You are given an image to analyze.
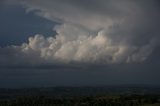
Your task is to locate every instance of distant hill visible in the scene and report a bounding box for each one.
[0,86,160,98]
[0,86,160,106]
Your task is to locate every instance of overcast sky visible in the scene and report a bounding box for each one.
[0,0,160,88]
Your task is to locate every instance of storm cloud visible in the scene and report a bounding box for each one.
[0,0,160,66]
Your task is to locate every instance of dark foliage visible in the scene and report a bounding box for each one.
[0,87,160,106]
[0,95,160,106]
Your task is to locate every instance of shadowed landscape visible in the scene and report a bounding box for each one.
[0,86,160,106]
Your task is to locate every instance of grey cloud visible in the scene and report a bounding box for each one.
[19,0,160,44]
[0,0,160,67]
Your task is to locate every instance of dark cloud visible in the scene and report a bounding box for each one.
[0,0,159,67]
[0,61,160,88]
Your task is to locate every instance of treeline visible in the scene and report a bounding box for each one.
[0,95,160,106]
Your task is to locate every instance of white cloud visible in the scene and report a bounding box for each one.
[0,24,158,66]
[0,0,160,66]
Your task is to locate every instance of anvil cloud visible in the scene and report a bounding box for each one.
[0,0,160,66]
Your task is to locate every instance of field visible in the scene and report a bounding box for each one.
[142,103,160,106]
[0,86,160,106]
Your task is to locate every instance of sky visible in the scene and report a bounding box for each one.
[0,0,160,88]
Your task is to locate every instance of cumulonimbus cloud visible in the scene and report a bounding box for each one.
[0,0,160,66]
